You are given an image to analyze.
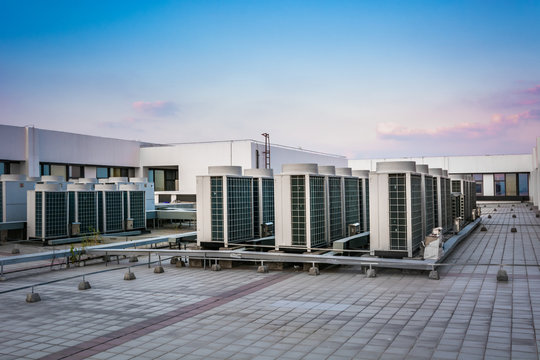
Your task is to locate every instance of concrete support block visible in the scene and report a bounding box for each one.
[129,256,138,263]
[154,266,164,273]
[497,269,508,282]
[268,250,284,270]
[0,276,6,282]
[170,257,178,265]
[0,230,7,242]
[428,270,440,280]
[366,268,377,278]
[211,264,221,271]
[488,215,492,219]
[257,265,269,273]
[308,267,320,276]
[11,248,20,255]
[78,281,91,290]
[124,272,136,280]
[189,258,203,268]
[511,227,517,233]
[175,260,186,268]
[219,260,233,269]
[26,292,41,303]
[512,214,516,218]
[536,213,540,218]
[481,226,487,231]
[493,208,497,212]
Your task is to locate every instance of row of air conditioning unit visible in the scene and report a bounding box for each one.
[27,182,146,243]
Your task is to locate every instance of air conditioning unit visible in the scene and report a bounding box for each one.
[348,223,360,236]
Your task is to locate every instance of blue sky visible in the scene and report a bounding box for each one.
[1,0,539,158]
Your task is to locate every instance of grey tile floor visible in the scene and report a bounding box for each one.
[0,202,539,359]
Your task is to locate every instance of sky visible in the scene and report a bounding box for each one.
[1,0,540,159]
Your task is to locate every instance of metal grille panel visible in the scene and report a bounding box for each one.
[328,177,343,241]
[211,176,224,241]
[291,176,306,246]
[35,192,42,238]
[226,177,252,243]
[252,179,260,237]
[105,191,123,233]
[410,175,423,252]
[261,178,274,225]
[129,191,145,229]
[389,174,406,250]
[310,176,326,247]
[44,192,68,238]
[78,192,98,234]
[425,176,434,235]
[344,178,359,229]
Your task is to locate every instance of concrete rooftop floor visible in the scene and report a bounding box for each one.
[0,203,539,360]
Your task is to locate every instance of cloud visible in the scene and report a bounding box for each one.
[525,85,540,95]
[132,101,178,117]
[377,109,540,141]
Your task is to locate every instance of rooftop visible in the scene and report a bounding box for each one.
[0,203,539,359]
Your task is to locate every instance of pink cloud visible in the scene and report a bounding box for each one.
[525,85,540,95]
[377,109,540,141]
[132,101,178,117]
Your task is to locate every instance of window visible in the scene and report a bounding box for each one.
[41,164,51,176]
[0,161,10,175]
[96,167,109,179]
[148,168,178,191]
[69,165,84,179]
[494,174,505,196]
[506,173,517,196]
[473,174,483,195]
[40,163,67,179]
[518,173,529,196]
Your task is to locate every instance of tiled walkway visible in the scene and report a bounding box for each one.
[0,202,539,359]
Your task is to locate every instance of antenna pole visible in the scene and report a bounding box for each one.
[261,133,270,169]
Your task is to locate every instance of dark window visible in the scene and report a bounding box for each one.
[149,168,177,191]
[41,164,51,176]
[0,161,10,175]
[494,174,505,196]
[518,173,529,196]
[473,174,483,195]
[70,165,84,179]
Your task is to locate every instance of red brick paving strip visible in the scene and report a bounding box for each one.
[39,272,293,360]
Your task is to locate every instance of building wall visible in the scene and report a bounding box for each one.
[349,154,532,173]
[251,142,347,173]
[141,140,347,195]
[0,125,26,161]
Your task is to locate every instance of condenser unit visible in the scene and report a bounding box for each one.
[370,161,424,258]
[352,170,370,233]
[0,174,35,223]
[129,177,155,211]
[119,184,146,230]
[319,166,344,243]
[244,169,274,238]
[274,164,327,249]
[67,183,98,237]
[27,183,69,243]
[95,183,124,234]
[336,167,361,238]
[196,166,253,247]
